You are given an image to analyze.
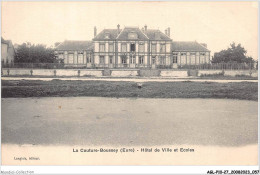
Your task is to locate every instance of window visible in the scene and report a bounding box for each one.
[130,44,135,52]
[78,54,83,64]
[152,56,156,64]
[68,54,74,64]
[109,44,114,52]
[99,56,105,64]
[160,44,166,53]
[99,44,105,52]
[128,32,137,39]
[200,52,205,56]
[173,53,178,63]
[87,55,90,63]
[160,56,166,65]
[109,56,113,64]
[139,44,144,53]
[121,56,127,64]
[121,44,127,52]
[190,52,196,64]
[58,54,63,59]
[130,55,135,64]
[151,44,156,53]
[139,56,144,64]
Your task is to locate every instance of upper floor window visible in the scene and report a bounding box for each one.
[121,44,127,52]
[109,44,114,52]
[139,44,144,52]
[160,44,166,53]
[99,44,105,52]
[151,44,156,53]
[200,52,205,56]
[181,53,186,56]
[130,44,135,52]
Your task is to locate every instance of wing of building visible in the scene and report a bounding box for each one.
[55,25,210,68]
[1,37,15,66]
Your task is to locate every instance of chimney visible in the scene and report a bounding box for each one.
[117,24,120,35]
[165,29,168,36]
[144,25,147,32]
[142,27,144,32]
[168,27,170,37]
[94,26,97,37]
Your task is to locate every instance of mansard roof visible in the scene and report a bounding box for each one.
[145,29,171,41]
[116,27,149,41]
[93,27,172,41]
[172,41,209,52]
[56,40,93,51]
[93,29,122,41]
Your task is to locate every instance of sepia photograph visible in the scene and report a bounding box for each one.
[0,0,259,173]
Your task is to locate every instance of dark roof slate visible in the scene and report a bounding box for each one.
[56,40,93,51]
[145,29,171,41]
[117,27,149,40]
[172,41,209,52]
[93,29,121,41]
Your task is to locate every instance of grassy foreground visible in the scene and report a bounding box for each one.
[1,79,258,101]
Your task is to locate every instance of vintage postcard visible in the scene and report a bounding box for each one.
[1,1,259,173]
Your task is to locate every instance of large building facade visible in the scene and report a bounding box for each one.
[55,25,210,68]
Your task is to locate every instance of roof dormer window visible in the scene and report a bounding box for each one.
[128,31,138,39]
[105,32,110,39]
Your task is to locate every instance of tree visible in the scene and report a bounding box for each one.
[15,43,56,63]
[212,42,254,64]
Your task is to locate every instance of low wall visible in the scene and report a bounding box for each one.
[160,70,188,77]
[2,68,258,78]
[2,69,31,76]
[2,68,103,77]
[110,70,138,77]
[224,70,257,77]
[81,70,103,77]
[198,70,223,76]
[33,69,55,76]
[139,69,160,77]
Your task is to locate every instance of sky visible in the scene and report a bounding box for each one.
[1,1,258,59]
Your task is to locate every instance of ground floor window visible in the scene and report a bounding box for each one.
[58,54,63,59]
[109,56,113,64]
[159,56,166,65]
[87,55,91,63]
[68,54,74,64]
[78,54,83,64]
[173,53,178,63]
[130,55,135,64]
[139,56,144,64]
[152,56,156,64]
[121,55,127,64]
[99,56,105,64]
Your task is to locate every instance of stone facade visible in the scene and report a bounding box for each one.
[1,37,15,66]
[55,25,210,69]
